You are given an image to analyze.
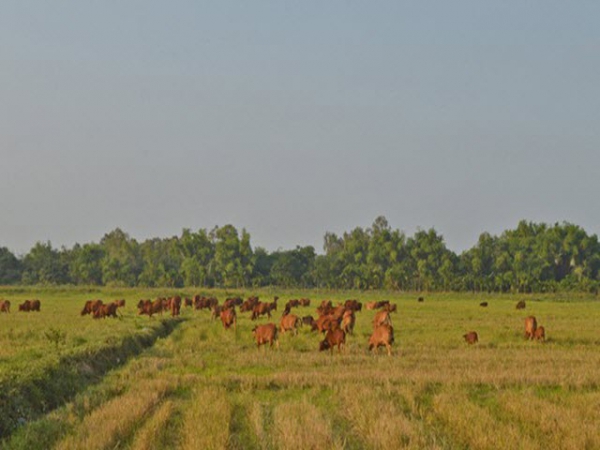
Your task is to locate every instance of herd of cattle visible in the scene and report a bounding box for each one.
[0,295,546,354]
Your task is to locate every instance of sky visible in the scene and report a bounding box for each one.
[1,2,600,256]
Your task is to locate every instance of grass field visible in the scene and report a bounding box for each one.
[1,287,599,449]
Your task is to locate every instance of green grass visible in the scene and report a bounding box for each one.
[1,287,600,449]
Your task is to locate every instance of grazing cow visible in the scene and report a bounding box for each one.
[319,328,346,354]
[524,316,537,340]
[372,310,392,329]
[19,300,32,312]
[115,299,126,308]
[252,323,278,348]
[463,331,479,344]
[369,324,394,355]
[418,297,424,303]
[534,326,545,342]
[211,305,223,321]
[516,300,526,310]
[316,300,333,315]
[341,310,355,335]
[170,296,182,317]
[184,297,193,308]
[302,315,315,327]
[220,307,237,330]
[251,301,276,320]
[280,314,301,335]
[299,298,311,307]
[285,299,300,310]
[94,302,118,319]
[223,297,242,310]
[240,296,259,312]
[30,300,41,312]
[0,300,10,313]
[479,302,488,307]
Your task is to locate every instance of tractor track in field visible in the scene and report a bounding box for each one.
[0,317,185,441]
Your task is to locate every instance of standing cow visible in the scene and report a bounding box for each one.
[524,316,537,340]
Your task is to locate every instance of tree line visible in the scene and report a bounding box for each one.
[1,217,599,293]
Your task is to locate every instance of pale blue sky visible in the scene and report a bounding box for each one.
[1,2,599,254]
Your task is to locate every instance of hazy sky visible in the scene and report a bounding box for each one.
[2,2,599,255]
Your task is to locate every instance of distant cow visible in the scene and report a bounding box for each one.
[251,300,277,320]
[19,300,40,312]
[372,310,392,329]
[302,315,315,327]
[533,326,545,342]
[94,302,118,319]
[30,300,41,312]
[418,297,424,303]
[341,310,355,335]
[299,298,311,307]
[0,300,11,313]
[344,299,362,312]
[170,296,182,317]
[240,296,259,312]
[313,314,339,333]
[81,299,103,316]
[463,331,479,344]
[220,308,237,330]
[280,314,301,335]
[365,301,377,310]
[524,316,537,340]
[383,303,397,313]
[479,302,488,307]
[252,323,278,348]
[516,300,526,310]
[369,324,394,355]
[319,328,346,354]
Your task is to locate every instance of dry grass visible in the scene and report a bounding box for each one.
[180,387,231,450]
[129,400,175,450]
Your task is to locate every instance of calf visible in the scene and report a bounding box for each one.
[369,324,394,355]
[252,323,278,348]
[463,331,479,344]
[524,316,537,340]
[220,307,237,330]
[0,300,10,313]
[280,314,300,335]
[533,326,545,342]
[319,328,346,354]
[341,310,355,335]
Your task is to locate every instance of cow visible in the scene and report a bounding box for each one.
[184,297,193,308]
[280,314,301,335]
[312,314,339,333]
[365,301,377,310]
[369,324,394,355]
[463,331,479,344]
[220,307,237,330]
[319,328,346,354]
[316,300,333,315]
[344,299,362,312]
[30,300,41,312]
[479,302,488,307]
[0,300,10,313]
[299,298,311,307]
[251,301,276,320]
[170,296,182,317]
[372,310,392,329]
[94,302,118,319]
[252,323,278,348]
[81,299,103,316]
[223,297,242,310]
[533,326,545,342]
[302,315,315,327]
[114,299,126,308]
[418,297,424,303]
[240,296,259,312]
[524,316,537,340]
[19,300,32,312]
[285,299,300,310]
[341,310,355,335]
[516,300,526,310]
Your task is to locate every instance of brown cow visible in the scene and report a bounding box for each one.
[115,299,126,308]
[319,328,346,354]
[211,305,223,321]
[418,297,424,303]
[184,297,193,308]
[479,302,488,307]
[240,296,259,312]
[312,314,340,333]
[383,303,397,313]
[170,296,182,317]
[94,302,118,319]
[341,310,355,335]
[524,316,537,340]
[220,308,237,330]
[344,299,362,312]
[0,300,10,313]
[463,331,479,344]
[280,314,301,335]
[302,315,315,327]
[30,300,41,312]
[299,298,311,307]
[252,323,278,348]
[534,326,545,342]
[516,300,526,310]
[372,310,392,329]
[251,300,277,320]
[365,301,377,310]
[369,324,395,355]
[81,299,103,316]
[19,300,32,312]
